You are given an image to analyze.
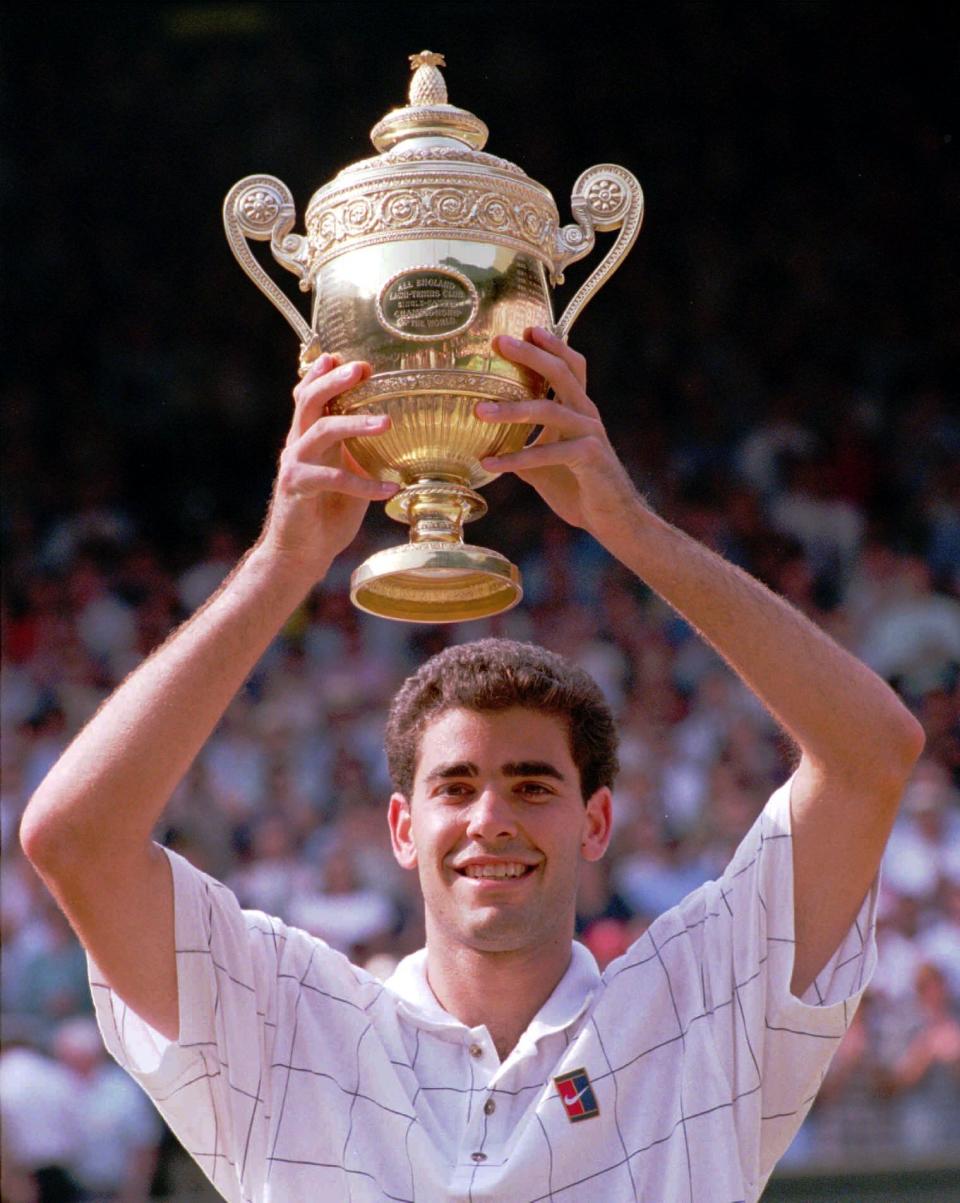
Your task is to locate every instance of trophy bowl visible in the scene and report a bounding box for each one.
[224,51,643,622]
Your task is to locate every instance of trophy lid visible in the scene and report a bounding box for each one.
[303,51,570,276]
[370,51,489,151]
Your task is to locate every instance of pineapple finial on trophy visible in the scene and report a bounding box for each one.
[408,50,448,107]
[370,49,487,151]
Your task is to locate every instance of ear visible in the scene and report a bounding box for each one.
[581,787,613,863]
[388,793,418,870]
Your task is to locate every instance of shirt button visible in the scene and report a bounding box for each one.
[471,1152,487,1162]
[468,1043,483,1058]
[483,1098,496,1115]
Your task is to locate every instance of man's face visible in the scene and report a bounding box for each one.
[388,707,612,956]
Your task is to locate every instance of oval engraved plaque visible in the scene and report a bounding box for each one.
[376,266,479,341]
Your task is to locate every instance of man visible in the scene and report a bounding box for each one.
[21,329,924,1201]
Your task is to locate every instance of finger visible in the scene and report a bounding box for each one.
[290,355,341,440]
[299,352,338,383]
[292,353,339,407]
[294,412,391,463]
[481,437,599,473]
[278,461,399,501]
[527,326,587,390]
[493,335,597,416]
[295,359,371,416]
[290,360,372,440]
[475,399,599,439]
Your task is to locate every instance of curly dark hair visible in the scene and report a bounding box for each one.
[384,639,619,801]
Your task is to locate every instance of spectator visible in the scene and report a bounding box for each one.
[52,1016,162,1202]
[177,525,239,614]
[858,554,960,695]
[288,841,400,955]
[0,1034,84,1202]
[882,962,960,1156]
[808,999,894,1163]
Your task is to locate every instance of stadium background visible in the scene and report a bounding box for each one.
[2,3,958,1199]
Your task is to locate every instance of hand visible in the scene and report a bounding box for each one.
[477,327,644,543]
[259,355,398,573]
[927,1019,960,1065]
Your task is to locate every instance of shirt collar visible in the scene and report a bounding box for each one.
[384,942,601,1044]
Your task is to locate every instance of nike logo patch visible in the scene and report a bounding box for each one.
[553,1068,600,1122]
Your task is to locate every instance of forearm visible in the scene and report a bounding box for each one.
[489,325,919,774]
[603,502,923,780]
[19,360,381,1040]
[20,542,323,871]
[489,327,924,995]
[606,505,923,994]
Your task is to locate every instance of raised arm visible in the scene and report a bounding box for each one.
[482,328,925,996]
[20,356,396,1039]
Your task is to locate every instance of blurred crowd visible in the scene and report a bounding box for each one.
[3,4,958,1199]
[3,435,958,1197]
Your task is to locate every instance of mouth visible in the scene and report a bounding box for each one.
[453,862,539,882]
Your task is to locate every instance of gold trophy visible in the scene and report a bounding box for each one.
[224,51,643,622]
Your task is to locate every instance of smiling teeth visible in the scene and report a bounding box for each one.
[463,863,530,879]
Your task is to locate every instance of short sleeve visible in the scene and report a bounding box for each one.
[695,775,878,1186]
[87,846,380,1203]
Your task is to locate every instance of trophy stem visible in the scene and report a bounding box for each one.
[351,481,521,623]
[387,481,487,546]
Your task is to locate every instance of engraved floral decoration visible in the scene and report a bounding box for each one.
[383,191,422,227]
[371,146,523,176]
[343,197,375,235]
[585,177,626,218]
[344,370,529,408]
[238,187,281,228]
[316,211,338,248]
[517,203,548,240]
[307,177,559,264]
[432,189,469,223]
[478,194,511,230]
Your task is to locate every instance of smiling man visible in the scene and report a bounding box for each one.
[21,331,924,1202]
[386,656,617,1062]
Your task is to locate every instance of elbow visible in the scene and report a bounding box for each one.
[894,709,927,776]
[905,711,927,763]
[19,792,73,878]
[813,703,926,804]
[871,707,926,800]
[19,798,53,872]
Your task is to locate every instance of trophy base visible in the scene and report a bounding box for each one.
[350,542,522,623]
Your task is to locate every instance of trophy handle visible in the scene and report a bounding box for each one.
[223,175,314,347]
[552,165,644,342]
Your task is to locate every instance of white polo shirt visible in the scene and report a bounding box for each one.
[89,778,877,1202]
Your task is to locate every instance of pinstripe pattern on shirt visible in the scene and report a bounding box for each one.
[89,777,876,1202]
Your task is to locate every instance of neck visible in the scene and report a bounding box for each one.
[424,929,574,1060]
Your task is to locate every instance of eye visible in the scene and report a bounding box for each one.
[516,781,553,800]
[435,781,473,801]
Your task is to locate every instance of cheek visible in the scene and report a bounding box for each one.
[546,826,589,880]
[411,811,457,867]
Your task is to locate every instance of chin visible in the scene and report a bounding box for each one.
[458,910,545,952]
[464,928,527,953]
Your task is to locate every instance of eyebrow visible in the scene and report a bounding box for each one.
[424,760,566,783]
[502,760,566,781]
[424,762,478,783]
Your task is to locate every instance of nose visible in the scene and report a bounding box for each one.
[466,788,518,843]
